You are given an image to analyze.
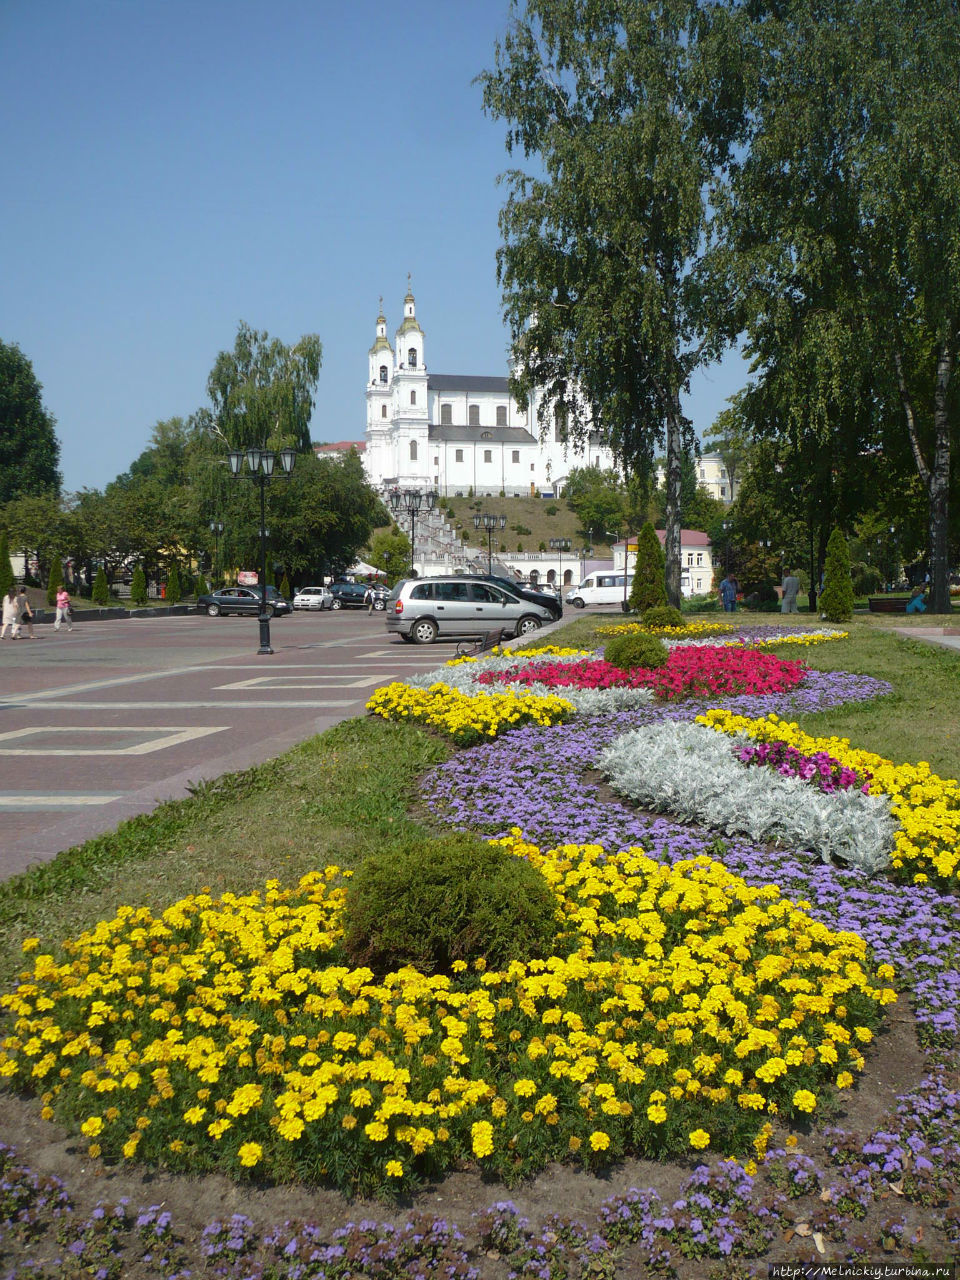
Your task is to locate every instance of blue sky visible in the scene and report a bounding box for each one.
[1,0,748,494]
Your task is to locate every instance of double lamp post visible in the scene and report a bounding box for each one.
[227,445,297,655]
[474,512,507,574]
[390,487,437,576]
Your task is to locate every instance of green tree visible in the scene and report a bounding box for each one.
[46,556,62,607]
[628,522,668,612]
[481,1,732,607]
[279,572,291,599]
[720,0,960,612]
[0,341,62,503]
[91,566,109,605]
[130,564,148,608]
[199,322,322,454]
[3,493,74,588]
[368,525,412,586]
[819,527,854,622]
[563,467,625,541]
[165,562,181,606]
[0,529,14,595]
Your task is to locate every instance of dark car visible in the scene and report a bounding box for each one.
[329,582,376,610]
[197,586,293,618]
[469,574,563,622]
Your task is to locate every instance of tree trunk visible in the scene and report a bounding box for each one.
[663,404,684,608]
[928,336,953,613]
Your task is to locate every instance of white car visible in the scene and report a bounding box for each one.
[293,586,334,611]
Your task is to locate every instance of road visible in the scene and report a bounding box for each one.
[0,609,453,881]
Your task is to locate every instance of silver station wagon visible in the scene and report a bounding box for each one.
[386,576,554,645]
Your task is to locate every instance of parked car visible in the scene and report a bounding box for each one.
[386,576,554,644]
[566,572,631,608]
[329,581,370,609]
[197,586,293,618]
[469,573,563,622]
[293,586,334,611]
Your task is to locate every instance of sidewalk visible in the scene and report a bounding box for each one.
[891,624,960,653]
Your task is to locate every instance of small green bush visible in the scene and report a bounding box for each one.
[642,604,684,629]
[628,522,668,613]
[0,530,13,597]
[130,565,148,607]
[280,572,291,599]
[819,528,854,622]
[46,558,62,607]
[91,566,109,605]
[165,563,181,606]
[604,631,669,671]
[341,833,560,976]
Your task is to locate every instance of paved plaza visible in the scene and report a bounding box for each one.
[0,611,451,880]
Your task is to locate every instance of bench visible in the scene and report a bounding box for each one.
[455,628,506,658]
[868,596,909,613]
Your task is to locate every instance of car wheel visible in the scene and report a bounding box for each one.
[411,618,438,644]
[374,599,386,610]
[572,597,585,609]
[516,614,542,636]
[207,604,221,617]
[331,598,342,610]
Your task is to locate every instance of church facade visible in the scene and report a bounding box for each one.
[362,290,619,496]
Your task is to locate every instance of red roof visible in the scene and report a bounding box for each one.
[616,529,712,548]
[313,440,366,453]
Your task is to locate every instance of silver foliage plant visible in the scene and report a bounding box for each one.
[407,654,654,714]
[599,721,897,873]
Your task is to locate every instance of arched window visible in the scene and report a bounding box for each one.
[410,390,416,405]
[410,440,418,461]
[440,403,452,425]
[379,365,388,384]
[468,404,480,426]
[496,405,507,426]
[554,405,568,442]
[381,404,387,418]
[408,348,417,368]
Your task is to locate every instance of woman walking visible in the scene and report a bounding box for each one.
[54,586,73,632]
[17,586,35,637]
[1,586,21,639]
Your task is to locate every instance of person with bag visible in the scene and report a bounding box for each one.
[54,586,73,632]
[17,586,35,638]
[1,586,21,639]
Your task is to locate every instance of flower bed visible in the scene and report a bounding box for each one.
[480,647,807,701]
[735,740,872,795]
[700,710,960,890]
[0,841,894,1197]
[410,655,654,715]
[365,681,572,746]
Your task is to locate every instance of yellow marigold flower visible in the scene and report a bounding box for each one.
[689,1129,711,1149]
[208,1118,231,1140]
[87,1142,102,1158]
[21,938,40,953]
[122,1136,139,1159]
[589,1130,610,1151]
[385,1160,403,1177]
[80,1116,103,1137]
[471,1120,494,1158]
[513,1078,536,1097]
[365,1121,389,1142]
[836,1071,854,1089]
[792,1089,817,1112]
[647,1103,667,1124]
[237,1141,262,1167]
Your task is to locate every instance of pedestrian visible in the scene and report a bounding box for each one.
[780,568,800,614]
[364,584,375,614]
[17,586,35,638]
[719,573,737,612]
[0,586,21,639]
[54,585,73,631]
[906,586,927,615]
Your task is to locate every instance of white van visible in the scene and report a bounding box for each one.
[566,572,632,608]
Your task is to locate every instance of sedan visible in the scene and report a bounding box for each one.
[329,582,371,609]
[196,586,293,618]
[293,586,334,611]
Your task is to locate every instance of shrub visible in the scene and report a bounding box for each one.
[165,563,181,606]
[341,833,559,976]
[642,604,684,629]
[46,557,62,607]
[130,565,148,607]
[628,523,668,612]
[280,572,291,599]
[819,528,854,622]
[604,631,669,671]
[545,503,559,516]
[851,561,882,598]
[91,566,109,605]
[0,530,13,596]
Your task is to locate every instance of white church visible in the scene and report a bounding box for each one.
[361,288,619,496]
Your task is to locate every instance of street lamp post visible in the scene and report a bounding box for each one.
[549,537,571,594]
[390,487,438,576]
[227,446,296,655]
[208,521,224,584]
[722,520,732,574]
[474,512,508,574]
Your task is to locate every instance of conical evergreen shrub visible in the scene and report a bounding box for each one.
[130,565,148,608]
[91,566,109,605]
[47,558,62,607]
[819,528,854,622]
[628,523,668,613]
[165,563,181,606]
[280,572,291,599]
